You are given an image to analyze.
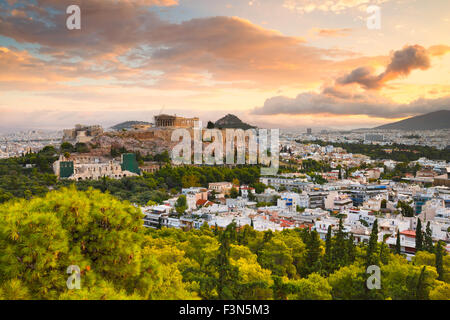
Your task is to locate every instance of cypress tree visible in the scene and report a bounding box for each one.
[216,222,240,299]
[366,219,379,267]
[435,241,444,281]
[416,218,423,252]
[395,229,401,254]
[333,218,348,267]
[415,266,427,300]
[101,175,108,192]
[323,225,333,274]
[305,230,322,275]
[424,221,433,252]
[347,233,356,263]
[157,216,162,229]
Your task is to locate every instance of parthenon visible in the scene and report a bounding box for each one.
[154,114,199,128]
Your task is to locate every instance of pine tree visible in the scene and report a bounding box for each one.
[416,218,423,252]
[424,221,434,252]
[435,241,445,281]
[395,229,401,254]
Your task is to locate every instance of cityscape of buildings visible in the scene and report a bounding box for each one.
[0,130,61,159]
[136,128,450,258]
[7,113,445,259]
[1,0,450,304]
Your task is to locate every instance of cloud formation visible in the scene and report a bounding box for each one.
[0,0,449,130]
[252,44,450,118]
[313,28,352,37]
[252,89,450,119]
[283,0,389,14]
[337,45,431,89]
[0,1,360,89]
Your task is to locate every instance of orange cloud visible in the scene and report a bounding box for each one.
[313,28,352,37]
[337,45,431,89]
[428,45,450,57]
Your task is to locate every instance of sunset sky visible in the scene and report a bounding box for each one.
[0,0,449,131]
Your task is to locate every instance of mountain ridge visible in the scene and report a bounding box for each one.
[110,121,152,131]
[375,110,450,130]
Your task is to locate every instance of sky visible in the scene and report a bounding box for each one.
[0,0,449,132]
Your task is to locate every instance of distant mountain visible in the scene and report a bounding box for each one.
[375,110,450,130]
[110,121,152,131]
[214,114,256,130]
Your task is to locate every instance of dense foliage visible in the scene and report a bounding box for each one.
[0,146,57,202]
[0,147,261,205]
[0,188,448,300]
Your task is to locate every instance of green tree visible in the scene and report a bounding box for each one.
[302,230,322,276]
[258,237,296,279]
[323,225,333,274]
[288,273,332,300]
[251,182,266,194]
[0,279,31,300]
[333,218,348,268]
[416,218,423,252]
[398,201,414,217]
[424,221,434,253]
[366,219,379,267]
[175,195,187,215]
[229,187,239,199]
[146,200,157,206]
[60,142,74,153]
[395,229,401,254]
[429,282,450,300]
[435,241,445,281]
[181,175,200,188]
[328,264,367,300]
[0,187,182,300]
[347,233,356,264]
[381,255,438,300]
[215,222,241,299]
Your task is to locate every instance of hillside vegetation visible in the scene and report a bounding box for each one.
[0,188,448,300]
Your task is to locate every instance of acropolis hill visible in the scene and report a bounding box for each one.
[61,114,257,157]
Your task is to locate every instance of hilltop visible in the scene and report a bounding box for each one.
[375,110,450,130]
[214,114,256,130]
